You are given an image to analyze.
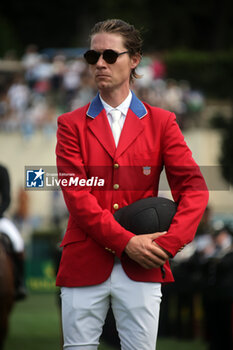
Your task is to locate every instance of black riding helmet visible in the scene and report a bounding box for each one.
[114,197,177,234]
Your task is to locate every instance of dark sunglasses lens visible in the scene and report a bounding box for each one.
[103,50,118,64]
[84,50,100,64]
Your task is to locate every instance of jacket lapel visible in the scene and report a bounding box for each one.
[87,95,116,158]
[86,92,148,159]
[115,109,144,158]
[116,91,147,158]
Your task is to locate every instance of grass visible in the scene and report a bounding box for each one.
[5,293,61,350]
[5,293,207,350]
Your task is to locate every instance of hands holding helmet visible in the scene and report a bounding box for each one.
[124,231,169,269]
[114,196,177,269]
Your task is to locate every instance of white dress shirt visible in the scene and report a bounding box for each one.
[99,90,132,133]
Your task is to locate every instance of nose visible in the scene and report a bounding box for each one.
[96,54,107,67]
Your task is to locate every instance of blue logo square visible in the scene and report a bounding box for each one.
[26,169,45,188]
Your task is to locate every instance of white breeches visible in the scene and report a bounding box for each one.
[61,261,162,350]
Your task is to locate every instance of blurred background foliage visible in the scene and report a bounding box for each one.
[164,51,233,99]
[0,0,233,51]
[1,0,233,99]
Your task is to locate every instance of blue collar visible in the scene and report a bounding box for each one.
[86,90,147,119]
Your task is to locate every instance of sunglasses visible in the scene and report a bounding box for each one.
[84,49,129,65]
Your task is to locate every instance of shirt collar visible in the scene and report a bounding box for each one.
[99,90,132,117]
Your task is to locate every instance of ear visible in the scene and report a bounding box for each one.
[130,53,141,70]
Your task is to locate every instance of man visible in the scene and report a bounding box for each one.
[56,19,209,350]
[0,164,27,300]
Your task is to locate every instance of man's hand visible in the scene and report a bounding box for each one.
[124,232,169,269]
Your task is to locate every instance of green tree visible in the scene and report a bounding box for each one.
[0,15,21,56]
[1,0,233,52]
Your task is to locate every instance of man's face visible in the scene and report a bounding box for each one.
[90,32,139,92]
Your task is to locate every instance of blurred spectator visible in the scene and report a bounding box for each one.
[151,54,166,80]
[134,56,154,88]
[32,54,53,96]
[7,75,30,112]
[22,98,57,138]
[195,206,216,257]
[0,165,27,300]
[186,90,204,114]
[41,103,57,137]
[22,44,41,89]
[62,58,86,109]
[0,46,205,135]
[70,69,96,110]
[163,79,185,115]
[7,74,31,129]
[22,44,41,69]
[51,55,66,91]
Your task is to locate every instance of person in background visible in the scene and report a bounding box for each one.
[0,164,27,300]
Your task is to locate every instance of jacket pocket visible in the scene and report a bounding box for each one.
[60,227,87,247]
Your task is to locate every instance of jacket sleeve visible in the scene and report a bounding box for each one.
[56,113,134,257]
[155,113,209,257]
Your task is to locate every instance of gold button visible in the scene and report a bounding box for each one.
[113,203,119,210]
[113,163,119,169]
[113,184,119,190]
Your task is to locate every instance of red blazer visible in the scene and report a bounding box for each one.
[56,91,209,287]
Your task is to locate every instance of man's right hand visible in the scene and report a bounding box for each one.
[124,232,169,269]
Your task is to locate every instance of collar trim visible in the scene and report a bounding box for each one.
[86,90,147,119]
